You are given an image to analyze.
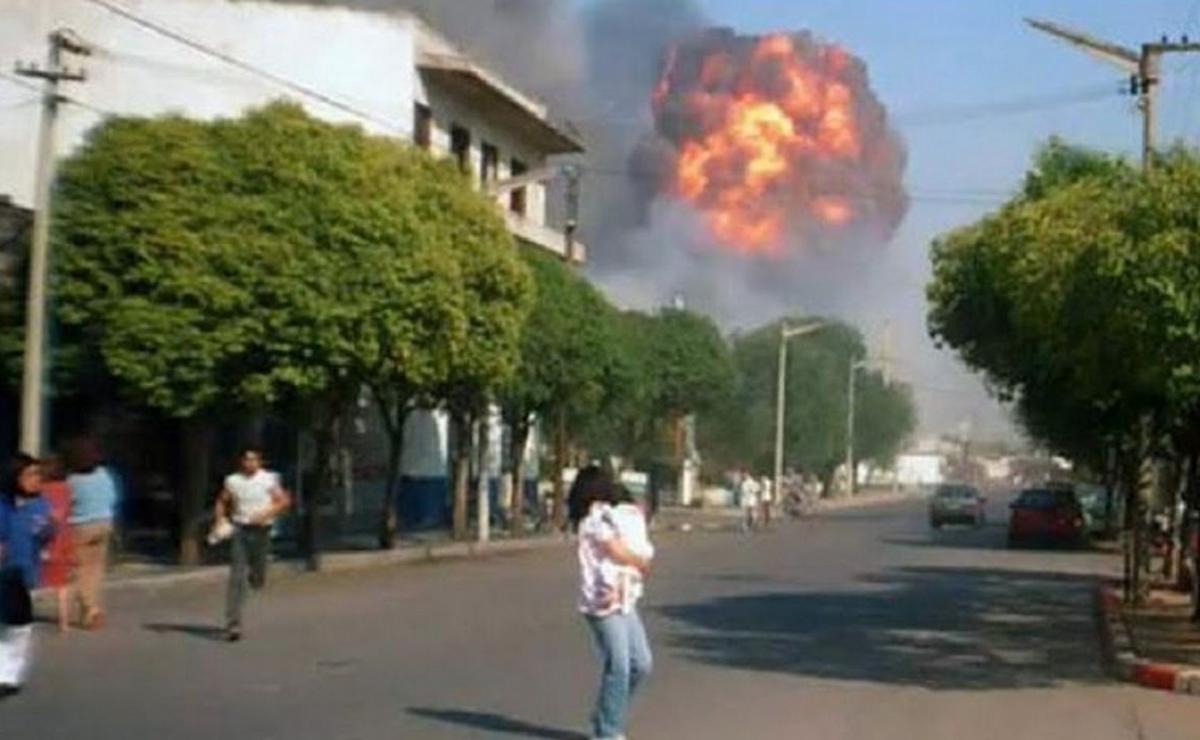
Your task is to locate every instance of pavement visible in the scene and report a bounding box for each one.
[1098,580,1200,694]
[6,492,1200,738]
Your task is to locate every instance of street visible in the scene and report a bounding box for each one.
[6,495,1200,739]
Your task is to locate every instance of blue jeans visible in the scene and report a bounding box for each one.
[585,610,653,738]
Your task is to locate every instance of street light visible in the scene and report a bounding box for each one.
[846,359,869,497]
[774,321,825,504]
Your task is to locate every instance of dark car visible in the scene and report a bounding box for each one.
[929,484,986,529]
[1007,487,1086,547]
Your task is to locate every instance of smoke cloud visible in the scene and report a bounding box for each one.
[645,28,908,254]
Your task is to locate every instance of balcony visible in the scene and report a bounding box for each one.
[503,210,586,264]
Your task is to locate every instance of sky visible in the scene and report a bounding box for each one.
[669,0,1200,444]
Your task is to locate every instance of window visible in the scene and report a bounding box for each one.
[510,158,527,216]
[450,124,471,172]
[481,142,499,187]
[413,103,432,150]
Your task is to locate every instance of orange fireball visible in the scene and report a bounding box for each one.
[652,29,907,254]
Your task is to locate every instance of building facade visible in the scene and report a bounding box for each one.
[1,0,585,535]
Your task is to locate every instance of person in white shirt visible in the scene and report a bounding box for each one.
[738,471,761,532]
[759,476,774,528]
[570,466,653,740]
[211,447,290,642]
[610,487,654,615]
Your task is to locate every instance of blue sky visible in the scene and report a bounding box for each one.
[684,0,1200,440]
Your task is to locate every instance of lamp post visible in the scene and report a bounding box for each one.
[846,359,868,496]
[774,322,825,505]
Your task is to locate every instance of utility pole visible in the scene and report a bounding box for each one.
[1027,19,1200,171]
[773,321,824,503]
[15,29,89,455]
[846,360,864,497]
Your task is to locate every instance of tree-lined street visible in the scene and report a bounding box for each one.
[6,498,1199,739]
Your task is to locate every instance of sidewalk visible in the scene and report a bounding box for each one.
[36,489,920,602]
[1097,582,1200,695]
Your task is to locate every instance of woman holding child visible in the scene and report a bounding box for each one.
[568,465,655,740]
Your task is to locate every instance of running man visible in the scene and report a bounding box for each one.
[212,447,290,642]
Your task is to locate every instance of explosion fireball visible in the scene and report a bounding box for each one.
[651,28,908,254]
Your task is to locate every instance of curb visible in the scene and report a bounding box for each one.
[1096,582,1200,695]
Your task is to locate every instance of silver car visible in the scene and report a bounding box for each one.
[929,484,986,529]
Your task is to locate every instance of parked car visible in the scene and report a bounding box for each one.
[929,483,986,529]
[1007,487,1086,547]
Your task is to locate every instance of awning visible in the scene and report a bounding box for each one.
[418,52,584,155]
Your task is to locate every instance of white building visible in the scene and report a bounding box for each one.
[895,452,946,489]
[1,0,585,529]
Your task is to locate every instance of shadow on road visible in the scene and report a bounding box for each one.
[143,622,228,642]
[660,566,1104,691]
[407,708,586,739]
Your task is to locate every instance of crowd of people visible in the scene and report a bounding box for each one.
[0,441,293,696]
[0,440,120,695]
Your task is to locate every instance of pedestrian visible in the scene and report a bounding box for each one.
[211,446,291,642]
[39,456,75,632]
[759,475,774,528]
[0,453,55,695]
[611,485,654,615]
[569,465,653,740]
[66,437,119,630]
[738,470,760,532]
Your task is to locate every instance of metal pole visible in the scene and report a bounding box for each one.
[773,324,788,506]
[1139,45,1159,172]
[16,30,87,455]
[477,414,491,544]
[846,361,857,497]
[18,39,63,455]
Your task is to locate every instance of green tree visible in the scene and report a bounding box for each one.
[435,195,532,541]
[925,140,1200,599]
[49,102,511,563]
[497,249,620,532]
[705,317,914,495]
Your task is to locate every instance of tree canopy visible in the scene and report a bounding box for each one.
[699,317,915,488]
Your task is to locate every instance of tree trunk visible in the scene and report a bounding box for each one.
[305,412,336,572]
[178,417,215,566]
[819,467,836,500]
[1163,456,1184,582]
[550,410,568,530]
[375,396,407,550]
[451,412,473,540]
[1103,442,1118,538]
[476,418,491,543]
[508,418,530,537]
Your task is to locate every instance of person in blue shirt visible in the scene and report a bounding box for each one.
[0,453,54,695]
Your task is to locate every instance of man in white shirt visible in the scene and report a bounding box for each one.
[738,471,761,532]
[212,447,290,642]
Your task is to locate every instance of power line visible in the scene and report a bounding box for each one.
[0,95,40,112]
[575,165,1011,205]
[0,70,41,94]
[893,83,1122,127]
[82,0,404,134]
[0,69,112,117]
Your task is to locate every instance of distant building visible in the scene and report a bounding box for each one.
[895,452,945,489]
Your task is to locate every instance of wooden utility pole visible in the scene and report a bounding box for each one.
[15,28,89,455]
[1026,19,1200,171]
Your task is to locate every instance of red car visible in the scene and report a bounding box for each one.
[1007,488,1086,547]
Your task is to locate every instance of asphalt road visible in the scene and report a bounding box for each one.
[6,495,1200,739]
